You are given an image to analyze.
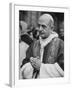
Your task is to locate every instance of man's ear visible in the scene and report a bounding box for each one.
[51,24,54,31]
[48,20,54,31]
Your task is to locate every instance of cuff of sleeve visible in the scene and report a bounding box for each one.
[55,63,64,76]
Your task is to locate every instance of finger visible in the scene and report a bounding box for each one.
[30,57,33,61]
[31,61,35,66]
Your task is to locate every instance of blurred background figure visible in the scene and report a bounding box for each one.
[19,21,34,79]
[59,21,64,41]
[20,21,33,44]
[19,21,33,68]
[31,27,40,40]
[20,21,28,35]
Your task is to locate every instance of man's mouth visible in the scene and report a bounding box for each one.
[39,33,44,37]
[39,31,44,35]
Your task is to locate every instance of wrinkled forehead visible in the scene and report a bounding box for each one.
[38,18,48,26]
[38,14,54,26]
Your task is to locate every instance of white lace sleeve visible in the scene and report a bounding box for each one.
[39,63,64,78]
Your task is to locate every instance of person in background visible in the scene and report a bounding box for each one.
[21,14,64,79]
[19,21,33,78]
[20,21,33,45]
[59,21,64,41]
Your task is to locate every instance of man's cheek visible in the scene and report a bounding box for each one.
[40,34,45,38]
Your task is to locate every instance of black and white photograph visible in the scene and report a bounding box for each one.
[0,0,71,88]
[19,9,64,79]
[9,4,70,87]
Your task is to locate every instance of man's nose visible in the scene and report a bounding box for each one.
[39,26,43,31]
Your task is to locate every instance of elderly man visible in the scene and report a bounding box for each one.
[21,14,64,79]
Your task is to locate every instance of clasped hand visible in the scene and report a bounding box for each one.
[30,57,41,70]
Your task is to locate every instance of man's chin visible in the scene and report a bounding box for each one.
[40,34,47,39]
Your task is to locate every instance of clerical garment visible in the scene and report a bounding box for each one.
[21,32,64,79]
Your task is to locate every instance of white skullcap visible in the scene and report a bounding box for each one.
[39,14,54,24]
